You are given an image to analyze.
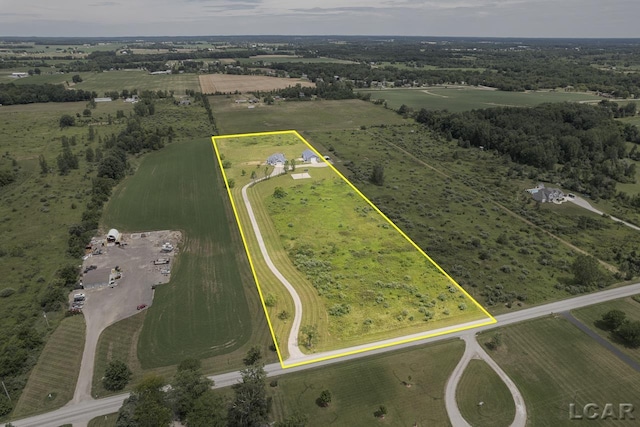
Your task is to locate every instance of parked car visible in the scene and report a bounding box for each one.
[137,304,147,310]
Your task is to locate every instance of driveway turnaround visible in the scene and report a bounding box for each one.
[445,333,526,427]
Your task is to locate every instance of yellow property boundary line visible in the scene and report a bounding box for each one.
[212,130,496,369]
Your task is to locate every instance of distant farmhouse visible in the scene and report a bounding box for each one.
[94,97,112,103]
[10,72,28,78]
[301,148,321,163]
[266,153,286,166]
[526,183,565,203]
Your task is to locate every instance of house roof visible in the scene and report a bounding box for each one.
[301,149,320,162]
[267,153,286,164]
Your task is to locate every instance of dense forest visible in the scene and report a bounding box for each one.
[414,102,640,200]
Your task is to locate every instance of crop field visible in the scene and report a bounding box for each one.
[572,296,640,363]
[12,316,85,418]
[3,70,200,96]
[456,359,515,427]
[358,86,603,112]
[102,138,274,369]
[214,132,491,358]
[265,339,464,426]
[199,74,314,94]
[210,97,407,135]
[478,316,640,426]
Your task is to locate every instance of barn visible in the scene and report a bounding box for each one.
[107,229,120,243]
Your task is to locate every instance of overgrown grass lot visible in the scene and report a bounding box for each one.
[478,317,640,426]
[215,133,489,354]
[102,138,274,369]
[0,100,135,418]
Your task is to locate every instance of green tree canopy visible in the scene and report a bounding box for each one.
[103,360,132,391]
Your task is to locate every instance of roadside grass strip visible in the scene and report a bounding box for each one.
[212,130,495,368]
[12,316,86,417]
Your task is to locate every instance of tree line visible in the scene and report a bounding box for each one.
[0,83,96,105]
[413,102,639,200]
[114,348,307,427]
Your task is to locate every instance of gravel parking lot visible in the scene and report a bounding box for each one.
[70,230,181,402]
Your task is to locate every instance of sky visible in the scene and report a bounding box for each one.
[0,0,639,38]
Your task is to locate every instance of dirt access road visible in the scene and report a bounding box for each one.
[70,230,180,404]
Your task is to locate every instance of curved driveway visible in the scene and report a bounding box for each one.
[568,196,640,232]
[445,333,527,427]
[241,172,305,359]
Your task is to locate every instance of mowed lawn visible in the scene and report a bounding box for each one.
[5,70,200,96]
[12,316,86,417]
[479,316,640,426]
[358,87,603,112]
[88,413,118,427]
[266,339,464,426]
[572,296,640,364]
[211,97,407,134]
[102,138,272,368]
[456,359,515,427]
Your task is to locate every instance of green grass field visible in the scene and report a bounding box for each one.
[211,97,407,134]
[102,138,274,369]
[479,316,640,426]
[456,359,515,427]
[12,316,85,418]
[2,70,200,96]
[92,312,150,398]
[358,87,603,112]
[572,296,640,363]
[216,132,489,354]
[266,339,464,426]
[88,413,118,427]
[236,56,358,65]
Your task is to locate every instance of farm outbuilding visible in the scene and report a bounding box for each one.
[107,229,120,243]
[301,149,320,163]
[267,153,286,166]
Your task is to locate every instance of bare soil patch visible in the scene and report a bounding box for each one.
[199,74,314,94]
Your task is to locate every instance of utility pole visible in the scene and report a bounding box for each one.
[43,311,49,328]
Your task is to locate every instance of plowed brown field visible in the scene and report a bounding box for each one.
[199,74,314,93]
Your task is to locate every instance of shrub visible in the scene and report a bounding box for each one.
[0,288,15,298]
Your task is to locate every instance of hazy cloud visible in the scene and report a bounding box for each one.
[0,0,638,37]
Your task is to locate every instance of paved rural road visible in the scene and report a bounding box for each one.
[444,333,527,427]
[241,174,305,359]
[568,196,640,231]
[12,282,640,427]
